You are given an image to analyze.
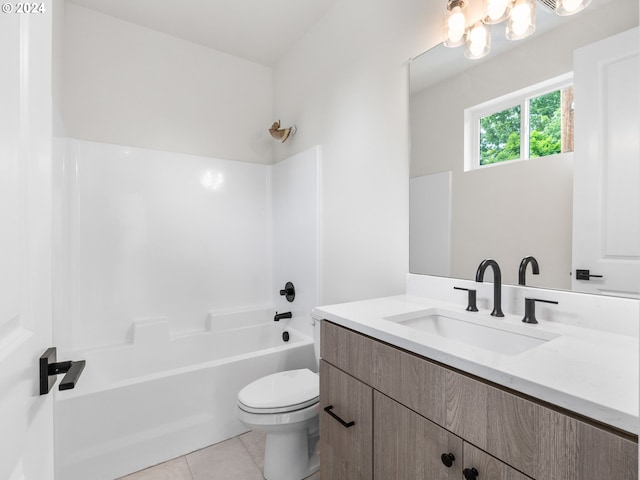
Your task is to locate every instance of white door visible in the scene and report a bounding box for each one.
[0,3,55,480]
[572,27,640,297]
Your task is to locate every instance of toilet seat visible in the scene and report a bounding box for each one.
[238,368,319,414]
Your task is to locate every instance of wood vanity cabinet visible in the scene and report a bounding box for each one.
[319,321,638,480]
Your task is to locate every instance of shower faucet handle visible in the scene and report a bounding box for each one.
[279,282,296,302]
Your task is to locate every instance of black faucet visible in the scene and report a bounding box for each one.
[475,259,504,317]
[274,311,292,322]
[518,256,539,286]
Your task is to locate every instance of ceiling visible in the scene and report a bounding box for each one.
[67,0,342,67]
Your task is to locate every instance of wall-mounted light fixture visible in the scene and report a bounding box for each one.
[269,120,297,143]
[465,21,491,59]
[444,0,590,59]
[505,0,536,40]
[444,0,468,47]
[554,0,591,15]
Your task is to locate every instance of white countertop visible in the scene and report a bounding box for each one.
[313,294,639,435]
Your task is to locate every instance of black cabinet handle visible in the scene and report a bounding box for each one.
[323,405,355,428]
[441,452,455,467]
[463,467,479,480]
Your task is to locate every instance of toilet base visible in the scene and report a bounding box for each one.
[263,425,319,480]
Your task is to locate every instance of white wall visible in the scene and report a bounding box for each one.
[57,0,472,317]
[61,3,273,164]
[59,140,272,351]
[52,0,64,115]
[272,0,440,305]
[272,147,321,338]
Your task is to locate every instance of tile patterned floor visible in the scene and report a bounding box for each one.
[118,431,320,480]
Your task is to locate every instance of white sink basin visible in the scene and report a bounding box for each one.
[383,308,560,355]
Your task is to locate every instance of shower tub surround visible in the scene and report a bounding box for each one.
[54,306,316,480]
[57,139,320,349]
[57,139,274,352]
[53,139,321,479]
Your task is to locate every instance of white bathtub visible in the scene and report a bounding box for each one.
[53,306,317,480]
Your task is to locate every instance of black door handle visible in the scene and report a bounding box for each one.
[576,269,603,280]
[323,405,355,428]
[40,347,86,394]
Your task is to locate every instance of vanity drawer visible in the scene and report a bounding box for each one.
[537,407,638,480]
[444,367,639,480]
[370,338,538,476]
[444,369,538,476]
[321,321,373,384]
[371,339,446,425]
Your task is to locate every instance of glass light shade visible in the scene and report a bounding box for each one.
[483,0,512,24]
[506,0,536,40]
[444,5,467,47]
[555,0,591,15]
[465,22,491,59]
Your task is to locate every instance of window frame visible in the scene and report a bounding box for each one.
[463,72,574,172]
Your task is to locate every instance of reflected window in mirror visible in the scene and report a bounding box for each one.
[464,73,574,171]
[479,105,521,165]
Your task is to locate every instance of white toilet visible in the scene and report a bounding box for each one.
[236,319,321,480]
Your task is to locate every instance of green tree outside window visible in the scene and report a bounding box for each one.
[479,89,566,166]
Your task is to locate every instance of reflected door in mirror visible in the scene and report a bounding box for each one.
[572,27,640,298]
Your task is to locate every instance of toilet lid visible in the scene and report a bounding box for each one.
[238,369,319,414]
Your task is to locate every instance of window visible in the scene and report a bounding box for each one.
[465,73,574,171]
[479,105,521,165]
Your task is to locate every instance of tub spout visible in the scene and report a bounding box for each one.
[274,312,292,321]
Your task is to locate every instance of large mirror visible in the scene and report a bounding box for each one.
[409,0,639,297]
